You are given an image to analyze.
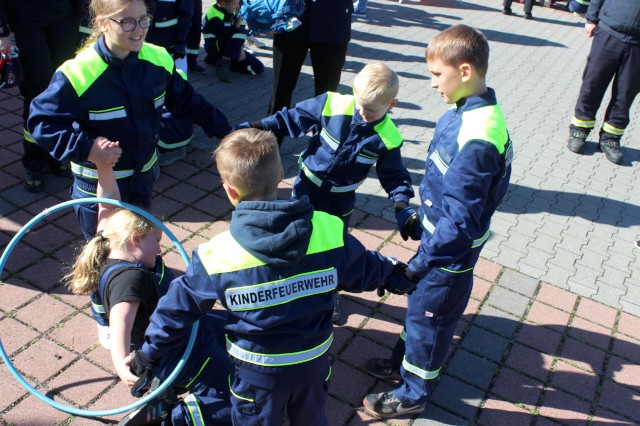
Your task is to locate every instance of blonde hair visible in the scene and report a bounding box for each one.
[353,62,399,105]
[426,25,489,77]
[66,209,156,295]
[214,128,281,199]
[79,0,154,52]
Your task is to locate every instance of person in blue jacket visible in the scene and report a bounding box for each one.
[127,128,417,426]
[27,0,231,240]
[363,25,513,418]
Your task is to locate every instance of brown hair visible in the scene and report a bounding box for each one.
[214,128,282,199]
[65,209,156,295]
[426,24,489,77]
[353,62,399,105]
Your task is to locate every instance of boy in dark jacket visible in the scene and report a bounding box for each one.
[128,128,417,425]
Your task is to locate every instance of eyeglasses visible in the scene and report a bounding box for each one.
[109,15,153,32]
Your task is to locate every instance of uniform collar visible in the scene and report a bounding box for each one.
[455,87,497,112]
[94,35,140,68]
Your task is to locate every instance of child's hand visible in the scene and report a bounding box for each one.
[89,137,122,168]
[116,353,142,388]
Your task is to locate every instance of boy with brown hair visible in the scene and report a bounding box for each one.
[130,128,417,425]
[363,24,513,418]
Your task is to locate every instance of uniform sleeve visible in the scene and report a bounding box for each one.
[376,146,415,204]
[141,249,221,361]
[586,0,603,23]
[164,64,232,139]
[338,233,396,293]
[408,140,501,278]
[27,72,95,163]
[202,11,243,40]
[260,94,327,138]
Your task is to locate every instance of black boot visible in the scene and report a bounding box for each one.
[566,127,590,154]
[598,135,623,164]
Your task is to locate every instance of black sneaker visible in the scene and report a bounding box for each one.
[189,63,206,73]
[635,240,640,249]
[598,139,623,164]
[502,7,512,15]
[567,128,589,154]
[524,12,533,19]
[50,162,72,178]
[216,58,232,83]
[363,392,426,419]
[332,293,342,323]
[365,358,401,381]
[25,172,44,193]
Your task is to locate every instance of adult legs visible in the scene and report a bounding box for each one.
[309,41,348,96]
[268,32,308,115]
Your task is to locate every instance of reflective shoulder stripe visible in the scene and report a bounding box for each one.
[92,302,106,314]
[59,47,108,97]
[199,232,266,274]
[457,105,509,154]
[88,106,127,121]
[374,115,402,150]
[155,17,179,27]
[321,92,355,117]
[138,43,174,74]
[176,69,188,80]
[307,211,344,254]
[226,333,333,366]
[183,394,205,426]
[224,267,338,311]
[206,5,225,20]
[402,356,440,380]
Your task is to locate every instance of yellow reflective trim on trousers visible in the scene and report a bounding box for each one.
[402,356,440,380]
[71,151,156,180]
[92,302,106,314]
[326,364,332,381]
[440,266,474,274]
[183,394,205,426]
[88,106,127,121]
[226,333,333,366]
[228,376,254,402]
[24,128,35,143]
[471,229,490,248]
[77,185,97,196]
[602,122,624,136]
[158,135,193,149]
[185,357,211,389]
[138,43,174,74]
[321,92,355,117]
[374,115,402,150]
[457,105,509,154]
[79,26,92,35]
[400,329,407,341]
[59,47,109,97]
[155,18,178,28]
[232,33,247,40]
[571,116,595,129]
[299,157,364,193]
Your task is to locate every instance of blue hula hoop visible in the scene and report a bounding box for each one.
[0,197,199,417]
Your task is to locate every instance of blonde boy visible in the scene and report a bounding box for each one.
[363,25,513,418]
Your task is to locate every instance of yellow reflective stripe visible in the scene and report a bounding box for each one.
[88,106,127,121]
[183,394,205,426]
[155,18,178,27]
[77,185,97,196]
[228,376,254,402]
[138,43,174,74]
[24,128,36,143]
[92,302,106,314]
[307,211,344,254]
[472,229,490,248]
[200,232,266,274]
[186,48,199,55]
[325,364,332,381]
[421,214,435,235]
[231,33,247,40]
[79,26,92,35]
[71,162,134,179]
[571,116,595,129]
[158,135,193,149]
[575,0,589,4]
[141,150,158,172]
[202,33,216,39]
[356,153,377,165]
[319,128,340,150]
[374,115,402,150]
[154,92,165,108]
[226,333,332,366]
[59,47,108,97]
[206,5,225,20]
[400,329,407,341]
[176,69,188,80]
[321,92,355,117]
[440,266,474,274]
[402,356,440,380]
[299,158,364,193]
[185,357,211,389]
[602,122,624,136]
[430,149,448,175]
[458,105,509,154]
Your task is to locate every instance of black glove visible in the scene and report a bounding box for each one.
[379,263,419,296]
[395,206,422,241]
[130,351,155,397]
[171,43,187,59]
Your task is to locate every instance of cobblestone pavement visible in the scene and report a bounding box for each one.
[0,0,639,424]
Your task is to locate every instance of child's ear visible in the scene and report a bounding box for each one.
[388,99,398,110]
[223,182,241,204]
[130,233,141,249]
[460,63,472,81]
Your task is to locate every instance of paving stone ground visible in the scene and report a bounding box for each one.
[1,0,639,424]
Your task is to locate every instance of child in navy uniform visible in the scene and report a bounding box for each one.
[363,25,513,419]
[128,128,417,426]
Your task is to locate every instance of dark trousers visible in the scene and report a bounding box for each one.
[13,9,79,173]
[503,0,534,14]
[268,33,348,116]
[187,0,202,67]
[573,27,640,139]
